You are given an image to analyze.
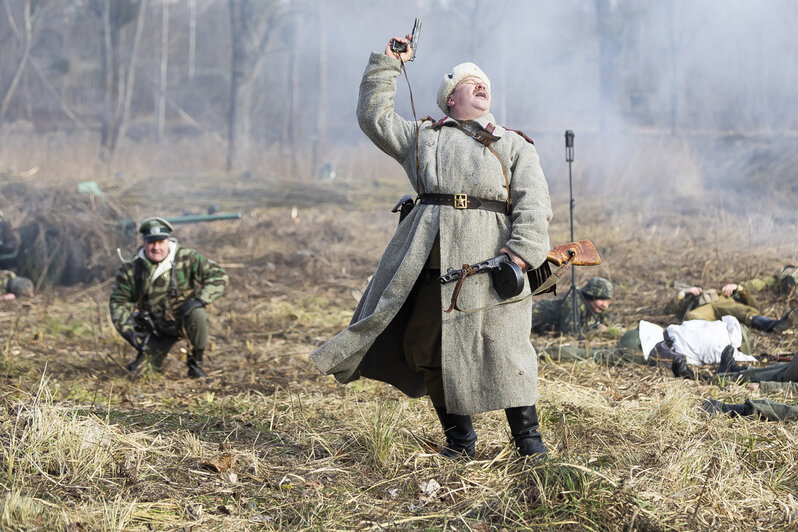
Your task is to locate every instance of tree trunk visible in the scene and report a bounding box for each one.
[99,0,148,161]
[226,0,254,172]
[311,3,327,180]
[0,0,32,124]
[99,0,115,151]
[594,0,620,132]
[226,0,279,173]
[188,0,196,80]
[156,0,168,141]
[112,0,147,157]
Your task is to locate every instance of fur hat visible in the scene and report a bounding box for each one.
[436,62,491,116]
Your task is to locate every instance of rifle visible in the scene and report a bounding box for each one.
[124,311,160,372]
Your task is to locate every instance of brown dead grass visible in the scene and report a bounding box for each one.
[0,148,797,530]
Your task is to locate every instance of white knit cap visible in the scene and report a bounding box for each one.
[436,62,492,116]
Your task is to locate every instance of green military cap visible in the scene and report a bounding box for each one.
[138,217,174,242]
[581,276,613,299]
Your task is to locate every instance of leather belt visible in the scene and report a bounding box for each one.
[419,193,511,215]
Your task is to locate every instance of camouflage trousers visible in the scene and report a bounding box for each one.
[145,308,210,367]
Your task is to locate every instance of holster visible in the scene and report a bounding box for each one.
[391,195,416,224]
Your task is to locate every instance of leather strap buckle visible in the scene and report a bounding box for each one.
[454,194,468,209]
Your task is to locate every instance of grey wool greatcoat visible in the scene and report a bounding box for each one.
[312,52,552,415]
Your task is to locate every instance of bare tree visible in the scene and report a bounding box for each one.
[0,0,34,123]
[310,1,328,179]
[594,0,622,132]
[226,0,285,173]
[156,0,168,141]
[92,0,148,161]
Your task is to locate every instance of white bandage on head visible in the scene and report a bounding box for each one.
[436,62,491,116]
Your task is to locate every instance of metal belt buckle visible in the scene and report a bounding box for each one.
[454,194,468,209]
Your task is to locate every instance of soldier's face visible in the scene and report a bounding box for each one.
[144,238,169,263]
[447,76,491,120]
[587,298,610,314]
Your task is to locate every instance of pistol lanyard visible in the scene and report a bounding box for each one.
[399,60,426,197]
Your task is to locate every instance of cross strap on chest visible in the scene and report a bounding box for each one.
[453,123,512,214]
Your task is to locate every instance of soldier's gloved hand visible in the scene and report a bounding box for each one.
[121,329,147,349]
[177,298,205,319]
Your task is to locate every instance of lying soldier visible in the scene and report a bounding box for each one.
[668,265,797,333]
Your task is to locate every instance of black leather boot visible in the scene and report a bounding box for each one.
[750,309,795,333]
[187,349,207,378]
[716,345,747,374]
[505,405,547,459]
[671,356,696,380]
[434,406,477,459]
[700,399,754,417]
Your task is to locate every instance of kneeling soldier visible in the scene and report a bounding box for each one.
[109,217,228,378]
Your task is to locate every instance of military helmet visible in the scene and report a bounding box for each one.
[7,276,34,298]
[138,217,174,242]
[617,327,641,351]
[581,276,613,299]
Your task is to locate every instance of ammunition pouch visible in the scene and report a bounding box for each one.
[528,261,554,296]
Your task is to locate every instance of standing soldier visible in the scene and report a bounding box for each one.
[109,217,228,378]
[313,34,553,460]
[531,276,617,335]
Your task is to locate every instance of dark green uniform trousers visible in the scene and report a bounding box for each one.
[402,271,445,407]
[717,354,798,384]
[145,308,210,367]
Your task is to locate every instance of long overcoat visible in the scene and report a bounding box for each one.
[312,52,552,415]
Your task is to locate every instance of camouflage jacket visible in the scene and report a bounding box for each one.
[109,240,227,335]
[531,294,615,335]
[0,270,17,293]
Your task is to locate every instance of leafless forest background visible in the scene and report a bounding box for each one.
[1,0,797,204]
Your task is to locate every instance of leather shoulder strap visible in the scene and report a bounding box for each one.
[505,128,535,144]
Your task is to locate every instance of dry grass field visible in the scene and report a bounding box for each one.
[1,135,797,531]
